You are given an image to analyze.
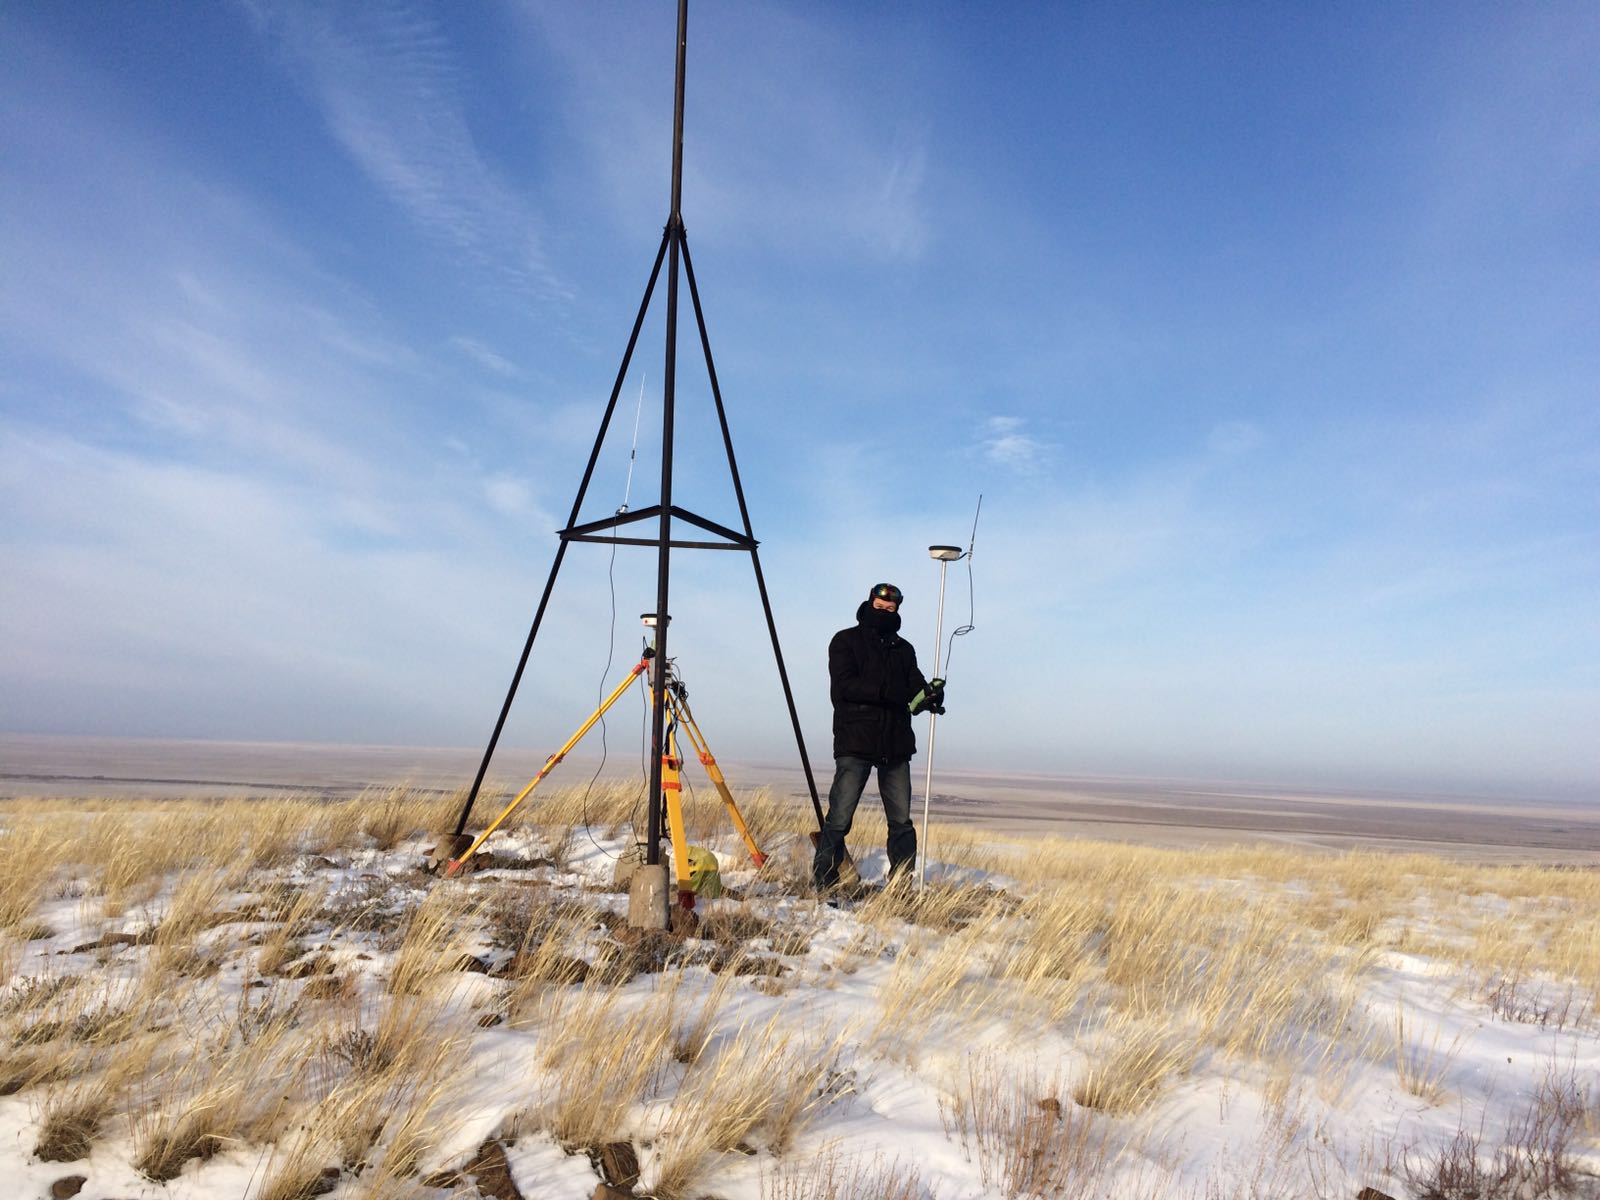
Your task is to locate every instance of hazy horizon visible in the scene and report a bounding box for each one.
[2,731,1593,808]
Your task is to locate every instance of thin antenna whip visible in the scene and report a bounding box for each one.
[619,373,647,514]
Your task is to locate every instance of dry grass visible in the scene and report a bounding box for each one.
[1392,1004,1462,1104]
[502,901,607,1025]
[259,1024,468,1198]
[514,971,674,1149]
[0,822,62,930]
[993,887,1099,1024]
[1071,1013,1198,1116]
[149,866,239,977]
[869,921,1002,1060]
[940,1053,1109,1198]
[651,1017,852,1197]
[669,962,741,1063]
[257,883,327,977]
[384,887,477,997]
[1,791,1597,1198]
[34,1032,162,1161]
[130,999,304,1180]
[1401,1062,1594,1199]
[359,787,450,852]
[761,1149,936,1200]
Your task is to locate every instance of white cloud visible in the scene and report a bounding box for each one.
[981,415,1049,472]
[859,136,931,261]
[1206,419,1265,456]
[449,335,524,379]
[521,3,934,262]
[483,474,536,518]
[243,0,566,300]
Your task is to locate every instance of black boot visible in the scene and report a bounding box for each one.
[886,824,917,881]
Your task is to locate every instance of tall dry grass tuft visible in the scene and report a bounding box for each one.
[360,787,445,852]
[502,908,598,1024]
[651,1018,852,1198]
[34,1032,163,1161]
[263,1019,470,1197]
[359,1077,466,1187]
[314,985,453,1085]
[870,921,1001,1060]
[87,809,208,915]
[149,866,237,976]
[0,932,21,993]
[251,1122,345,1200]
[130,994,304,1181]
[940,1054,1108,1199]
[1181,900,1364,1066]
[228,799,315,870]
[0,822,62,931]
[862,875,1015,935]
[670,962,741,1063]
[1071,1014,1197,1116]
[760,1150,936,1200]
[514,972,672,1150]
[1392,1004,1461,1104]
[523,780,646,837]
[994,887,1101,1025]
[719,786,794,854]
[385,887,477,997]
[310,799,366,856]
[4,965,171,1105]
[8,968,151,1055]
[257,883,327,977]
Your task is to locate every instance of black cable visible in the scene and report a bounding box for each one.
[577,519,624,861]
[940,495,982,678]
[582,376,649,861]
[676,770,698,859]
[634,694,678,852]
[629,668,652,850]
[942,553,976,674]
[638,669,651,783]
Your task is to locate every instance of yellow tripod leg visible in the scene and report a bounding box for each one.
[445,657,651,876]
[673,694,767,866]
[661,723,695,909]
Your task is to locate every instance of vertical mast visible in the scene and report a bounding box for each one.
[646,0,691,864]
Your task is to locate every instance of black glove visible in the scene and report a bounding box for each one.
[910,678,947,716]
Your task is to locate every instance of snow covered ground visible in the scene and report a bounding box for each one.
[1,792,1596,1199]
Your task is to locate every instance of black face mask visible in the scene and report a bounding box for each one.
[861,606,901,635]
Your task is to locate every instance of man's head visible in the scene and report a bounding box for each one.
[868,582,903,612]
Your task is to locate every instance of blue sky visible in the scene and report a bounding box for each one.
[2,2,1596,798]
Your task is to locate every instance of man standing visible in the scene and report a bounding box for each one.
[813,582,946,890]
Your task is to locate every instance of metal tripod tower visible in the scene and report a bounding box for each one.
[451,0,824,874]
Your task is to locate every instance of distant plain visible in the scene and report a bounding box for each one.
[4,734,1596,865]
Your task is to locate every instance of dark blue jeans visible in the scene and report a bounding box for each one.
[812,755,916,887]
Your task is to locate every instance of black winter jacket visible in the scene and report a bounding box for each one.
[829,601,929,763]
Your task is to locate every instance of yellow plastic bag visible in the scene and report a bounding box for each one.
[685,845,722,898]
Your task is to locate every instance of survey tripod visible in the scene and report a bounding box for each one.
[444,649,766,910]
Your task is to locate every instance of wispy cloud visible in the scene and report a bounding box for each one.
[0,425,573,740]
[1205,420,1265,457]
[242,0,566,300]
[854,134,931,261]
[482,473,538,519]
[521,3,934,262]
[981,415,1050,472]
[449,335,525,379]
